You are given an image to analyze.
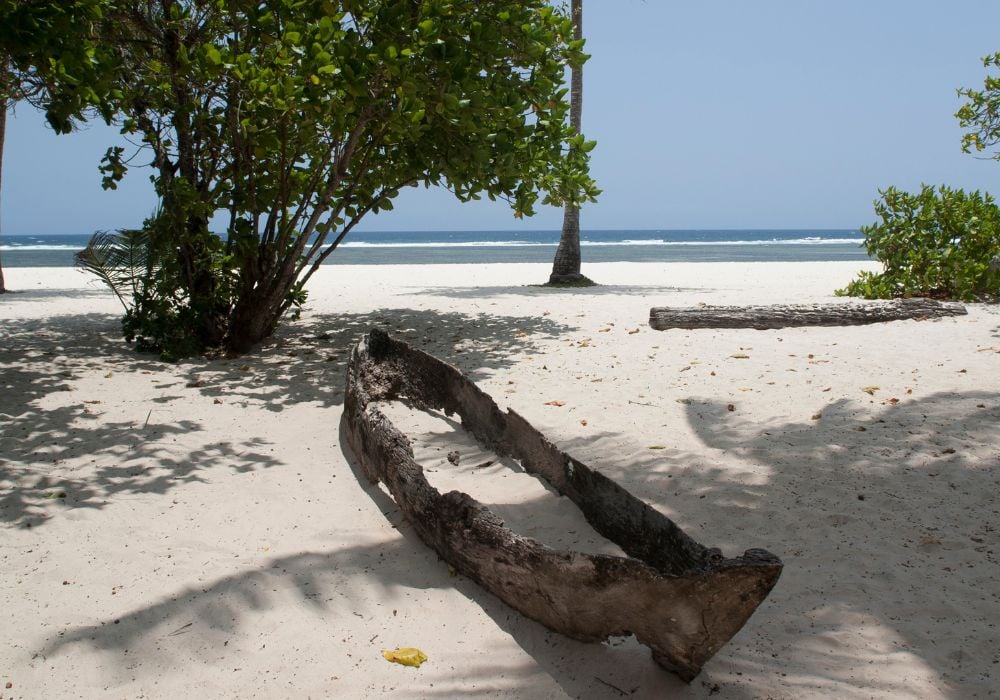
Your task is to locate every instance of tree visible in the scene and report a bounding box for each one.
[0,61,7,294]
[955,53,1000,284]
[837,185,1000,301]
[957,52,1000,160]
[1,1,596,356]
[0,56,28,295]
[548,0,596,286]
[0,57,44,296]
[838,52,1000,302]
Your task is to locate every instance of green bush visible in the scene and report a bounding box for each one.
[76,220,231,361]
[838,185,1000,301]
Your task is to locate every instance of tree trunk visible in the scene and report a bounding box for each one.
[648,298,967,331]
[344,330,782,682]
[224,287,284,354]
[548,0,587,285]
[0,71,8,294]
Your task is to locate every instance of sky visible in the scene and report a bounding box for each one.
[3,0,999,235]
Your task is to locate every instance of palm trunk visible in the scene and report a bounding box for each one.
[0,82,8,294]
[549,0,588,285]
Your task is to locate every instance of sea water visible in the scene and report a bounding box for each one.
[0,229,867,267]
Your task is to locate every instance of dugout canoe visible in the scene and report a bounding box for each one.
[343,329,782,681]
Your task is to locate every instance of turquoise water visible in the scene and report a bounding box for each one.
[0,229,868,267]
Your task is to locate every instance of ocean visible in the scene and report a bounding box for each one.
[0,229,868,267]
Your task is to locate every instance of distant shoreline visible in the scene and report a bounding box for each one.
[0,229,868,267]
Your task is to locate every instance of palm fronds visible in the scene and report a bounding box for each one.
[75,228,157,310]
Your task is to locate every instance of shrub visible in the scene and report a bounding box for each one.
[75,221,224,361]
[838,185,1000,301]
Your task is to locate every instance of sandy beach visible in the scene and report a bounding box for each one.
[1,260,998,699]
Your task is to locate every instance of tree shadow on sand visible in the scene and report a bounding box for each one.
[1,307,574,530]
[302,305,577,382]
[552,390,1000,696]
[40,536,694,698]
[0,314,281,528]
[38,415,698,699]
[159,305,577,414]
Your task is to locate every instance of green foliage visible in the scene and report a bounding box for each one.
[838,185,1000,302]
[75,222,203,360]
[2,0,597,356]
[957,53,1000,160]
[0,0,120,130]
[74,227,157,310]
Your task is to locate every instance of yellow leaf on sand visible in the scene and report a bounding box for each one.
[862,385,879,395]
[383,647,428,667]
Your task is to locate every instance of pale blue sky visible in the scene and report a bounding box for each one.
[3,1,999,235]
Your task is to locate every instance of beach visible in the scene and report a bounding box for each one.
[2,261,998,698]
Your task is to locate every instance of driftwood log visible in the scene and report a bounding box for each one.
[343,329,782,681]
[649,298,967,331]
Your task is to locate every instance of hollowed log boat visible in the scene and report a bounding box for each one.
[343,330,782,681]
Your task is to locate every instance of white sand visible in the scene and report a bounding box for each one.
[1,261,998,699]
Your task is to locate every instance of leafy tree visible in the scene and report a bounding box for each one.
[548,0,597,286]
[1,1,596,356]
[838,185,1000,301]
[841,53,1000,303]
[957,52,1000,160]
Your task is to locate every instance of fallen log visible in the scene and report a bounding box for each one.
[343,329,782,681]
[649,298,966,331]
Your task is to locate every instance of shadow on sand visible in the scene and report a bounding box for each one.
[551,390,1000,696]
[0,306,574,529]
[38,415,696,699]
[0,314,281,527]
[12,307,998,696]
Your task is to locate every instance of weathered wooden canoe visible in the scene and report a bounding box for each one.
[343,330,782,681]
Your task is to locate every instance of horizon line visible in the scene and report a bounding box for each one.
[11,226,864,237]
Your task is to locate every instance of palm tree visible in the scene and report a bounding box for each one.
[0,58,49,294]
[0,60,8,294]
[548,0,592,286]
